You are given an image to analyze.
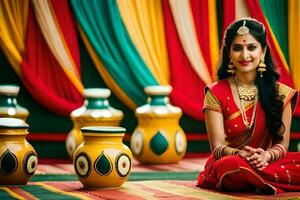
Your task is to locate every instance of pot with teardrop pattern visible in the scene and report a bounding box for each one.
[130,85,187,164]
[66,88,123,158]
[0,118,38,185]
[73,126,132,188]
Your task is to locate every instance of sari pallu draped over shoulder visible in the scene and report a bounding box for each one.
[197,80,300,194]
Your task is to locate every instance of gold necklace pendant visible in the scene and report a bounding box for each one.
[235,77,258,101]
[234,77,258,128]
[239,98,257,128]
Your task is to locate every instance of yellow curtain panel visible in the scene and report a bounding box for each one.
[0,0,28,76]
[78,26,137,110]
[208,0,219,80]
[288,0,300,90]
[117,0,169,85]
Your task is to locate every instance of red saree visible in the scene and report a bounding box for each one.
[197,80,300,194]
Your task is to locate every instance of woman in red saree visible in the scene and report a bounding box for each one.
[197,18,300,194]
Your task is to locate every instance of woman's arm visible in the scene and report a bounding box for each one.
[248,102,292,167]
[264,101,291,162]
[205,109,250,159]
[276,101,292,151]
[205,109,226,152]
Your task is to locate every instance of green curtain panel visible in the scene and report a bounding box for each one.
[70,0,158,106]
[259,0,289,65]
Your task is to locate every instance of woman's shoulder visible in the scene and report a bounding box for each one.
[276,82,298,107]
[206,79,229,91]
[203,80,229,113]
[205,79,231,104]
[276,82,297,96]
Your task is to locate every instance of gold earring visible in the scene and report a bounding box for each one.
[227,61,235,74]
[257,58,266,77]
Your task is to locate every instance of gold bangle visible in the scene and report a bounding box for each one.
[266,145,284,162]
[212,145,240,159]
[212,145,225,160]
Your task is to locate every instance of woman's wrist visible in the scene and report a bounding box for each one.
[262,150,271,163]
[213,145,240,159]
[265,144,286,163]
[238,149,250,159]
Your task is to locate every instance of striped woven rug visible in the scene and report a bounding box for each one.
[35,157,206,174]
[2,180,300,200]
[1,157,300,199]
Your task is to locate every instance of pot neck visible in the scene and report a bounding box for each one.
[148,95,169,106]
[0,95,17,108]
[86,97,109,109]
[84,133,124,143]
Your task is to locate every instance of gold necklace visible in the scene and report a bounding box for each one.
[235,77,258,128]
[235,77,258,101]
[239,98,257,128]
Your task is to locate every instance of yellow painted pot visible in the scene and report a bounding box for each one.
[0,118,38,185]
[130,86,187,164]
[66,88,123,158]
[73,126,132,188]
[0,85,29,121]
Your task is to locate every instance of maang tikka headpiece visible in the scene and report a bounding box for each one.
[237,20,249,36]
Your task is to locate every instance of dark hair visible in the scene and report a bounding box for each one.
[217,18,284,139]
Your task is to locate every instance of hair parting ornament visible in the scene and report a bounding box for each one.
[234,19,267,77]
[237,20,249,36]
[235,18,266,35]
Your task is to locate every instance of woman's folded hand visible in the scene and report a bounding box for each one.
[242,146,269,171]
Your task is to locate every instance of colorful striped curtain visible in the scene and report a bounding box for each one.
[190,0,219,80]
[0,0,83,116]
[117,0,170,85]
[31,0,84,94]
[259,0,289,65]
[0,0,28,76]
[288,0,300,90]
[71,0,159,109]
[2,0,300,120]
[168,0,212,85]
[163,0,218,120]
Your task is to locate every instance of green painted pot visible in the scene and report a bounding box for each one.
[66,88,123,158]
[131,85,187,164]
[0,85,29,121]
[0,118,38,185]
[73,126,132,188]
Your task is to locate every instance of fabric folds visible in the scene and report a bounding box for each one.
[31,0,84,93]
[71,0,158,108]
[168,0,212,85]
[1,0,300,120]
[21,0,83,116]
[117,0,170,85]
[163,0,205,120]
[0,0,28,76]
[288,0,300,90]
